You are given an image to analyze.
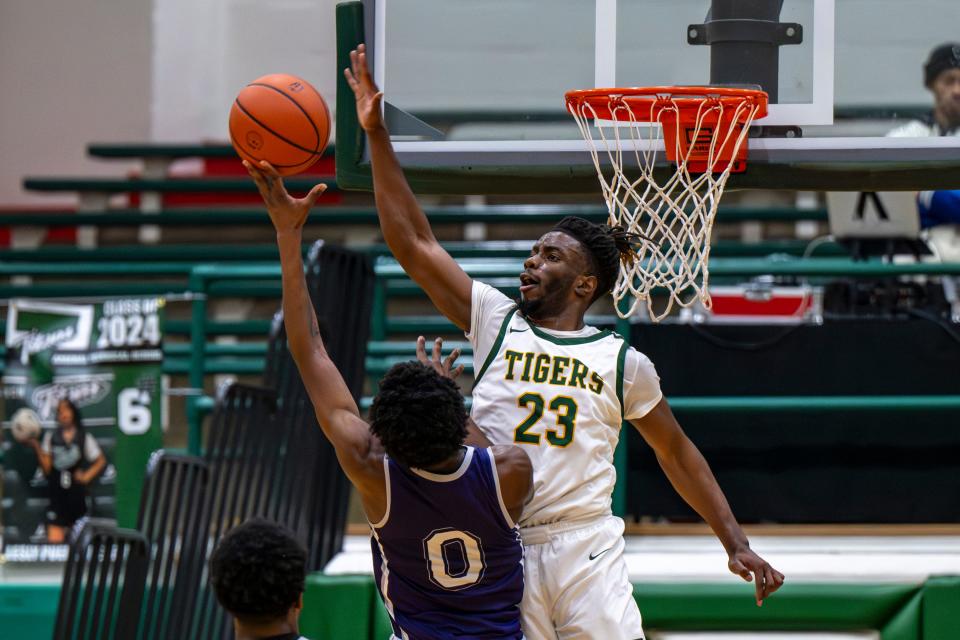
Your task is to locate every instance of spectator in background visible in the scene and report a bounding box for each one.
[889,43,960,250]
[209,518,309,640]
[26,398,106,543]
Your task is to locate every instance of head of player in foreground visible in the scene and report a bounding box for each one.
[369,359,469,470]
[209,517,308,640]
[518,215,639,323]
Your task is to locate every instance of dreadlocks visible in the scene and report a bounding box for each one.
[552,216,640,302]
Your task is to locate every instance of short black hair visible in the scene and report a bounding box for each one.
[925,43,960,87]
[553,216,640,302]
[209,518,307,625]
[369,361,467,468]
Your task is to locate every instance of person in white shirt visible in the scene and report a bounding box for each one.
[344,44,784,640]
[888,43,960,242]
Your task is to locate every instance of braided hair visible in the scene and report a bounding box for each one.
[552,216,640,302]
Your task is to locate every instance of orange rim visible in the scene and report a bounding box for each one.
[565,86,769,122]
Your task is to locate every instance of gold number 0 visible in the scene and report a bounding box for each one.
[514,393,577,447]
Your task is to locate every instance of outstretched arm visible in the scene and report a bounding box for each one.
[344,44,473,330]
[631,399,785,605]
[245,160,381,491]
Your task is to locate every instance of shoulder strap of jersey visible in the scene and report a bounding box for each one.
[474,307,518,384]
[615,336,629,419]
[484,447,518,528]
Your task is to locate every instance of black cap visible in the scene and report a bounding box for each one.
[924,43,960,87]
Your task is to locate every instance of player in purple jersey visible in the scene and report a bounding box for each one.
[246,159,533,640]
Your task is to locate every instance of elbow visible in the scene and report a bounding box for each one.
[388,233,434,261]
[287,335,322,363]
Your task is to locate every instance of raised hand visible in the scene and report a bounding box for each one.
[728,546,785,606]
[416,336,465,380]
[344,43,385,132]
[243,160,327,233]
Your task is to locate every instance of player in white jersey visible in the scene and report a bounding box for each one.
[346,44,784,639]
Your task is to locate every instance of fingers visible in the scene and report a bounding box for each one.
[349,46,368,92]
[257,160,282,197]
[356,44,373,86]
[304,183,328,208]
[242,160,271,200]
[259,160,281,179]
[754,569,764,606]
[350,46,360,79]
[347,44,379,93]
[443,347,461,371]
[762,565,785,600]
[729,559,753,583]
[416,336,463,378]
[344,67,360,93]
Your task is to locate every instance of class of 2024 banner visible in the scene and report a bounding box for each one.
[1,297,164,562]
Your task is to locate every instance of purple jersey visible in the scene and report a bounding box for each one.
[370,446,524,640]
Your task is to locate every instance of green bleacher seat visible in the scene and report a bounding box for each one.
[22,176,337,194]
[0,204,828,226]
[87,142,335,159]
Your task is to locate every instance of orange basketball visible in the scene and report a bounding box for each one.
[229,74,331,176]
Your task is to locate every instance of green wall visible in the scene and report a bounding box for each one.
[2,575,957,639]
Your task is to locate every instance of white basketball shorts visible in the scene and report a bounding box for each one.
[519,515,644,640]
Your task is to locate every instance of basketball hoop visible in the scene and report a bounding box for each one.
[566,86,768,322]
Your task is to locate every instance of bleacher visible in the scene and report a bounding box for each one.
[6,140,959,449]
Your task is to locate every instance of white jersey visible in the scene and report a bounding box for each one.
[887,118,960,138]
[467,282,662,527]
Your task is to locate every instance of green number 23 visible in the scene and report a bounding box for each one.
[514,393,578,447]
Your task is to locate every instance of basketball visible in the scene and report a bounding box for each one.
[229,73,331,176]
[10,407,41,443]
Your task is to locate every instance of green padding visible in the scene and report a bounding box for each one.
[300,575,930,639]
[302,573,382,639]
[921,576,960,640]
[636,582,919,630]
[0,576,942,640]
[0,584,59,639]
[881,589,922,640]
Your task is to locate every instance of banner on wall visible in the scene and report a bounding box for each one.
[1,297,164,562]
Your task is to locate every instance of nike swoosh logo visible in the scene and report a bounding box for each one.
[508,328,529,334]
[589,547,612,561]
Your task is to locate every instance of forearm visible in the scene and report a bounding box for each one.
[32,442,52,474]
[276,230,326,361]
[659,438,749,554]
[366,127,437,256]
[87,455,106,480]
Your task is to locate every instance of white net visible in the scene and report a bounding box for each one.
[568,91,763,322]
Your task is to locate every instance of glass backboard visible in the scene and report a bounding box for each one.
[335,0,960,193]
